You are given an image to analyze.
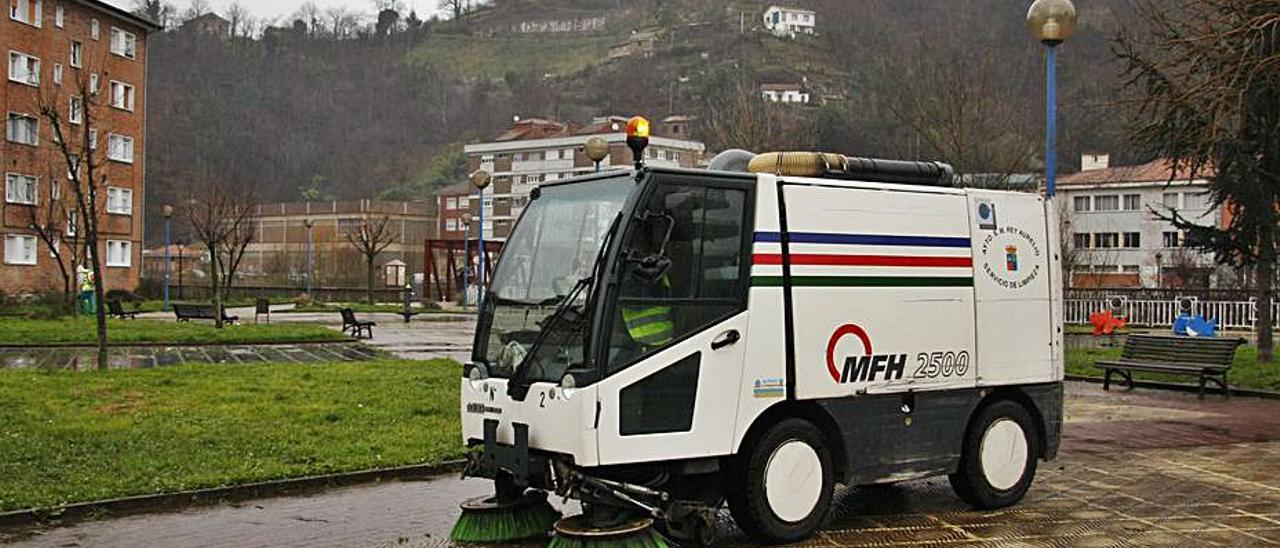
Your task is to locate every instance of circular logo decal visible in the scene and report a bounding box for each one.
[826,324,872,382]
[980,226,1043,290]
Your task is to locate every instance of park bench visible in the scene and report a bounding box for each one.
[107,300,139,320]
[1094,334,1244,399]
[173,303,240,324]
[340,308,376,339]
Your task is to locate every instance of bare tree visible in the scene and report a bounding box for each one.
[182,0,211,22]
[185,182,257,328]
[133,0,175,27]
[225,2,249,38]
[1115,0,1280,362]
[25,179,83,312]
[344,216,397,304]
[219,212,257,301]
[438,0,465,21]
[36,66,113,368]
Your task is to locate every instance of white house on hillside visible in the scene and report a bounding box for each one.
[760,83,810,104]
[763,6,815,38]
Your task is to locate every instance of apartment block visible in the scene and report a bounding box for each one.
[1057,155,1226,289]
[444,115,705,241]
[2,0,158,294]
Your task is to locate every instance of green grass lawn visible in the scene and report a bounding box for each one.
[0,359,464,512]
[0,318,349,346]
[1066,345,1280,391]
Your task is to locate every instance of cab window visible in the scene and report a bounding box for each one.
[606,180,749,373]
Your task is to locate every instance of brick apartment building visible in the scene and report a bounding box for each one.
[439,115,705,241]
[2,0,158,294]
[243,200,435,288]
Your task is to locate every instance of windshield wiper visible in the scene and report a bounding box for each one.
[506,213,622,400]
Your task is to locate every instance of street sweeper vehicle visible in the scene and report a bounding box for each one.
[453,117,1064,546]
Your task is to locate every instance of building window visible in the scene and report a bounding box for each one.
[1094,195,1120,212]
[6,113,38,145]
[4,234,38,265]
[54,3,62,27]
[445,197,457,209]
[1123,194,1141,211]
[1094,233,1119,248]
[446,218,458,231]
[70,40,83,68]
[5,173,37,205]
[1123,232,1141,248]
[91,19,100,40]
[9,0,41,27]
[106,240,131,267]
[458,197,469,208]
[1162,192,1180,209]
[8,51,40,86]
[90,73,99,93]
[110,28,137,60]
[109,81,135,111]
[50,180,59,200]
[53,63,62,85]
[1072,195,1090,212]
[1122,265,1140,274]
[68,97,82,125]
[106,186,132,215]
[107,134,134,163]
[1162,231,1180,248]
[88,128,97,149]
[1072,233,1091,249]
[66,211,77,236]
[1185,192,1209,210]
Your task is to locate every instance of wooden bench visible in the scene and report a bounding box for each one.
[173,303,240,324]
[107,300,139,320]
[1094,334,1244,399]
[340,308,375,339]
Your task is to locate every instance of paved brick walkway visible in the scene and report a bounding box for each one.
[6,383,1280,547]
[0,342,382,370]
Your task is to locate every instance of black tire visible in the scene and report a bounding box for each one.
[949,399,1040,509]
[727,418,834,544]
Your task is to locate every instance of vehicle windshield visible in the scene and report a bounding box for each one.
[476,175,635,381]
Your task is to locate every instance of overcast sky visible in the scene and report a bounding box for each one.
[104,0,440,23]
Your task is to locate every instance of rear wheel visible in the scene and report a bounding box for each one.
[949,399,1039,509]
[727,418,834,544]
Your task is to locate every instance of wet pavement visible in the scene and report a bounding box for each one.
[6,381,1280,547]
[0,343,384,369]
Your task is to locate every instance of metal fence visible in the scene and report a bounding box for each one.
[1065,298,1280,330]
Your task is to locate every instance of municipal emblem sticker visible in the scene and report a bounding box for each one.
[980,226,1041,289]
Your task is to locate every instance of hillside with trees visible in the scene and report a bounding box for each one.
[140,0,1142,240]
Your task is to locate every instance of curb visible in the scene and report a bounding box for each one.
[1065,374,1280,400]
[0,460,465,530]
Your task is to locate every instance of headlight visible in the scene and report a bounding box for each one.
[467,363,488,381]
[560,374,576,389]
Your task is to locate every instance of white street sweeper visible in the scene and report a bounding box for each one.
[452,117,1063,546]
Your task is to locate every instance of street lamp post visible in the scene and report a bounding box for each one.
[176,240,185,300]
[304,218,315,298]
[162,205,173,311]
[470,170,492,307]
[1027,0,1077,199]
[461,213,471,309]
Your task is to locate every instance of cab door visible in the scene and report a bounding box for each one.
[594,175,754,466]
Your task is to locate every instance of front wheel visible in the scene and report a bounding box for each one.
[727,418,834,544]
[949,399,1040,509]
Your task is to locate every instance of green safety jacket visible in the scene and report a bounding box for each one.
[621,274,674,347]
[622,304,674,347]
